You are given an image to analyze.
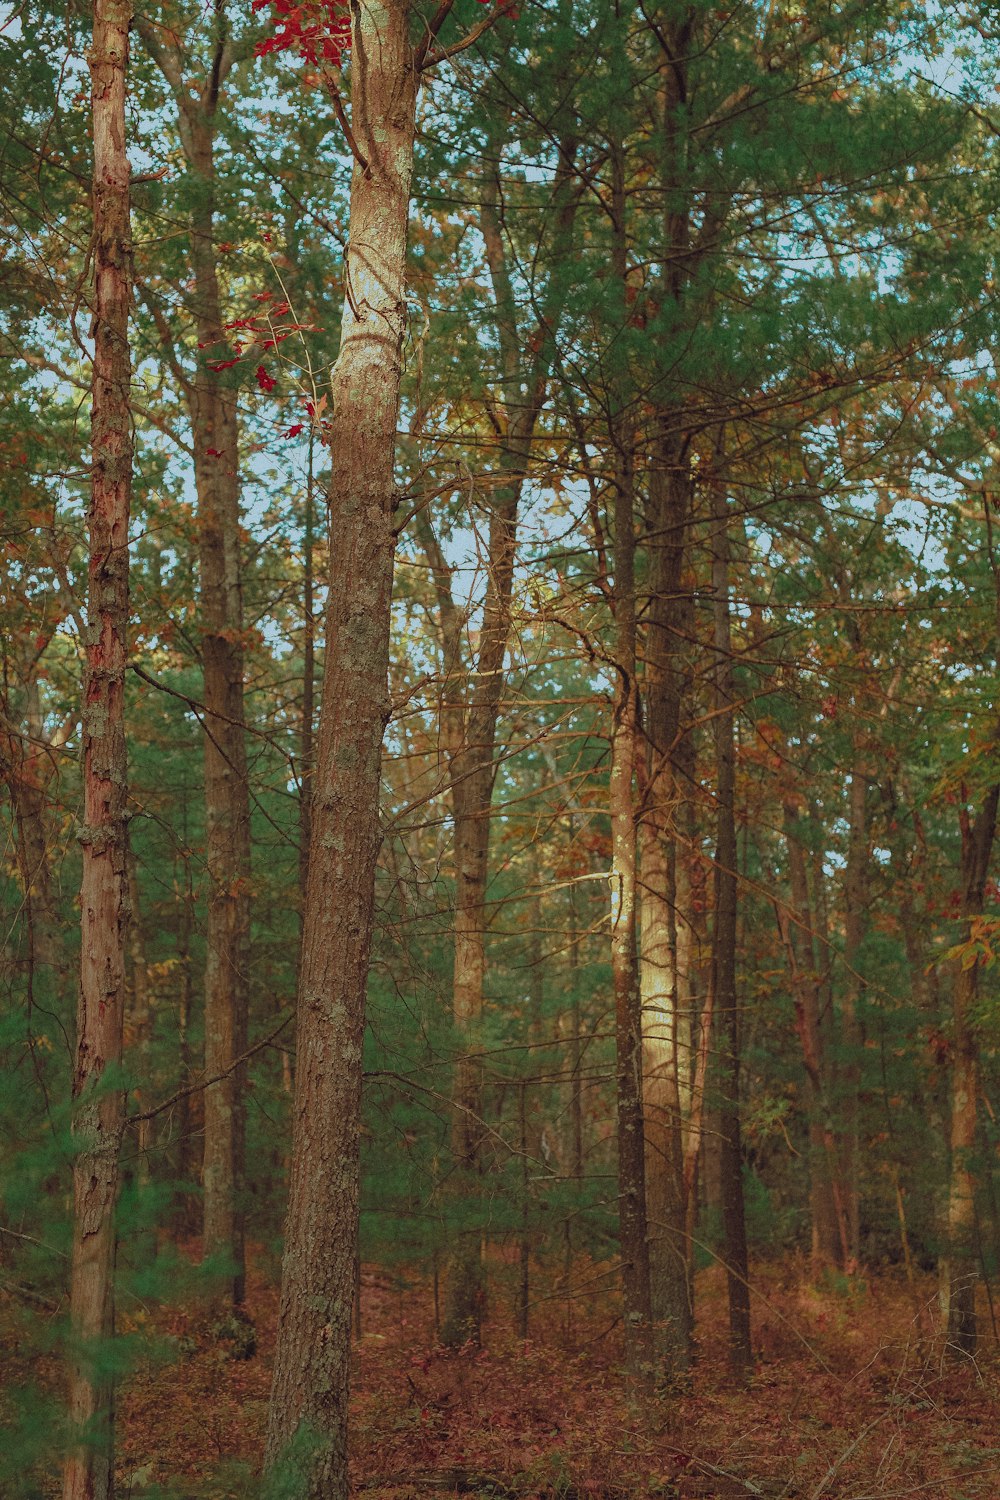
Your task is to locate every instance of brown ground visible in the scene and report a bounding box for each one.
[6,1250,1000,1498]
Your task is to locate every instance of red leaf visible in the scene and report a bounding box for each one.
[256,365,277,393]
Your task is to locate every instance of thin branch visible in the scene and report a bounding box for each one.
[129,1013,293,1125]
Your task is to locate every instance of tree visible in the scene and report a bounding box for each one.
[62,1,134,1494]
[262,0,420,1489]
[135,3,254,1313]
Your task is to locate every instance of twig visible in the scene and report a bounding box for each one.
[129,1013,292,1124]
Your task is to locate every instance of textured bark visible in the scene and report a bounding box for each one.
[943,786,998,1357]
[710,480,751,1381]
[263,3,417,1492]
[62,4,133,1495]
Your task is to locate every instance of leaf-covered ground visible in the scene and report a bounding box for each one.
[8,1252,1000,1497]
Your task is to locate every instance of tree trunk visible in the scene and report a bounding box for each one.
[943,786,998,1357]
[187,121,251,1315]
[710,476,751,1381]
[841,762,868,1267]
[263,3,417,1492]
[604,132,652,1379]
[610,428,653,1378]
[299,432,316,924]
[176,856,199,1237]
[780,804,849,1274]
[126,859,153,1189]
[441,776,492,1346]
[1,711,68,1009]
[639,7,699,1377]
[434,145,574,1342]
[640,432,694,1379]
[62,5,133,1494]
[136,10,252,1311]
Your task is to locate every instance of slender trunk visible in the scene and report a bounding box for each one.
[710,477,751,1381]
[841,763,868,1267]
[640,7,698,1374]
[62,6,133,1495]
[441,780,490,1346]
[943,786,998,1356]
[781,805,848,1272]
[605,133,652,1378]
[126,860,152,1187]
[568,814,584,1184]
[439,430,539,1347]
[134,12,251,1307]
[2,715,66,1005]
[176,862,198,1236]
[640,433,694,1377]
[610,487,653,1383]
[189,129,251,1313]
[610,436,652,1376]
[263,5,417,1492]
[299,432,316,921]
[518,1078,530,1341]
[432,144,576,1343]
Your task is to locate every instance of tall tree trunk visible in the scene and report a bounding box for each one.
[434,143,574,1343]
[610,421,653,1377]
[188,124,251,1317]
[126,859,153,1189]
[841,761,868,1267]
[299,432,316,923]
[176,853,199,1237]
[710,475,751,1381]
[442,768,493,1345]
[780,804,849,1273]
[640,431,694,1378]
[604,131,652,1379]
[638,2,700,1379]
[62,5,133,1494]
[263,3,417,1492]
[1,707,69,1009]
[943,785,998,1356]
[136,10,252,1312]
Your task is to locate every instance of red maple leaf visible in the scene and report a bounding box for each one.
[252,0,352,68]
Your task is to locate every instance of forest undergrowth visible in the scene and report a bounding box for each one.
[5,1249,1000,1500]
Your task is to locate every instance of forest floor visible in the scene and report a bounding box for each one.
[6,1247,1000,1498]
